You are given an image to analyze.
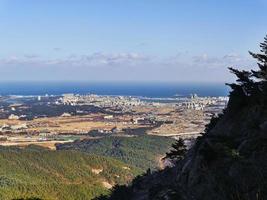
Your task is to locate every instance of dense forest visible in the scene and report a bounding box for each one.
[0,145,140,200]
[56,135,175,170]
[0,135,174,199]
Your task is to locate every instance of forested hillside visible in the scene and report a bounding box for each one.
[0,145,140,200]
[56,135,175,170]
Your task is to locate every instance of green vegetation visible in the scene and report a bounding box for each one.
[57,135,175,170]
[0,145,140,200]
[226,35,267,111]
[163,138,187,164]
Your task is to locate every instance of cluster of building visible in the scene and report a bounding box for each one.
[58,94,145,108]
[57,93,229,115]
[8,114,27,120]
[0,123,28,132]
[180,94,229,111]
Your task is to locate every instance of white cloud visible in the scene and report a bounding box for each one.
[191,53,255,69]
[0,51,257,82]
[0,52,151,67]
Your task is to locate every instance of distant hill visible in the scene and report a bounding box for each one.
[56,135,175,170]
[0,145,140,200]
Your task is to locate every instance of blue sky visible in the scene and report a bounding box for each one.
[0,0,266,82]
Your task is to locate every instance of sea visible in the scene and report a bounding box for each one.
[0,82,230,97]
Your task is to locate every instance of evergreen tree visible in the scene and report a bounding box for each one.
[226,35,267,103]
[227,67,254,96]
[250,35,267,81]
[163,138,187,163]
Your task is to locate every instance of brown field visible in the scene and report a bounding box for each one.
[0,114,146,134]
[0,140,70,150]
[0,104,208,148]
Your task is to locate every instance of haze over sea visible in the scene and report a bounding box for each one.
[0,82,229,97]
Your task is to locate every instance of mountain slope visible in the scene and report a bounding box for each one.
[56,135,174,170]
[0,145,140,200]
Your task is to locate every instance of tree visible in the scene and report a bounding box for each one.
[163,138,187,163]
[226,35,267,106]
[226,67,254,96]
[250,35,267,81]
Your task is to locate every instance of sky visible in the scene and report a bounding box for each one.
[0,0,266,82]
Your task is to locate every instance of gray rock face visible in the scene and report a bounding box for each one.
[105,102,267,200]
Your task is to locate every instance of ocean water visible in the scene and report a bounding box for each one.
[0,82,230,97]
